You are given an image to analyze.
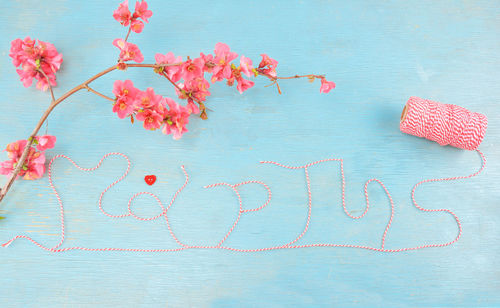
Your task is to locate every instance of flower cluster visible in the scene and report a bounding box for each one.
[112,80,190,139]
[113,0,152,34]
[257,54,278,77]
[153,43,272,120]
[113,39,144,63]
[9,37,63,91]
[0,136,56,180]
[110,0,335,138]
[112,0,152,65]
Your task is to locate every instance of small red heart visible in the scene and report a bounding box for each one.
[144,175,156,185]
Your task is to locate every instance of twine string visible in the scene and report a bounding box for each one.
[0,150,485,253]
[400,97,487,150]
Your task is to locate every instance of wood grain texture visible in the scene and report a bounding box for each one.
[0,0,499,307]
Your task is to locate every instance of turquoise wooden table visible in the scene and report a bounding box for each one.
[0,1,499,307]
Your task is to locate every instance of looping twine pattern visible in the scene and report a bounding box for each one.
[1,149,486,253]
[400,96,487,150]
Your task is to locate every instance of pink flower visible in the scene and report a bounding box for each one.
[0,159,15,177]
[187,77,211,102]
[225,65,255,94]
[5,140,28,160]
[133,0,153,22]
[136,108,163,130]
[112,80,138,119]
[113,99,136,119]
[175,77,211,114]
[258,54,278,77]
[200,52,215,73]
[134,87,163,110]
[22,149,46,180]
[113,39,144,63]
[153,99,167,115]
[236,78,255,94]
[9,38,32,67]
[16,64,57,91]
[37,40,63,71]
[0,146,45,180]
[240,56,254,77]
[186,99,200,115]
[319,78,336,93]
[113,79,138,100]
[180,57,204,81]
[113,0,152,32]
[10,37,63,91]
[162,98,190,140]
[16,64,38,88]
[130,19,144,33]
[155,52,183,82]
[113,0,132,26]
[0,137,57,180]
[211,43,238,83]
[35,135,56,151]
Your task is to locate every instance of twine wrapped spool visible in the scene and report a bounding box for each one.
[400,97,488,150]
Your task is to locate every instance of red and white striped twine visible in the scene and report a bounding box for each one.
[1,150,485,253]
[400,96,487,150]
[1,97,487,253]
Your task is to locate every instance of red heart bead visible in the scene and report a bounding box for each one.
[144,175,156,185]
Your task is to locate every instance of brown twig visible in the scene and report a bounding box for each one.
[124,27,132,42]
[38,69,56,134]
[161,71,184,93]
[83,85,115,102]
[38,69,56,103]
[257,70,324,95]
[262,72,325,80]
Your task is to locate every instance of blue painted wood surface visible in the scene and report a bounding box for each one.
[0,1,499,307]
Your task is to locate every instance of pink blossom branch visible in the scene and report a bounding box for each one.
[0,60,329,204]
[3,2,335,212]
[0,62,182,204]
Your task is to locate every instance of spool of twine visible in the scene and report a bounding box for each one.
[400,96,487,150]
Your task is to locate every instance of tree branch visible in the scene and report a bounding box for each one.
[84,85,115,102]
[0,62,182,204]
[38,69,56,103]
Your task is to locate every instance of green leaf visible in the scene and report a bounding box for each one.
[0,216,5,220]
